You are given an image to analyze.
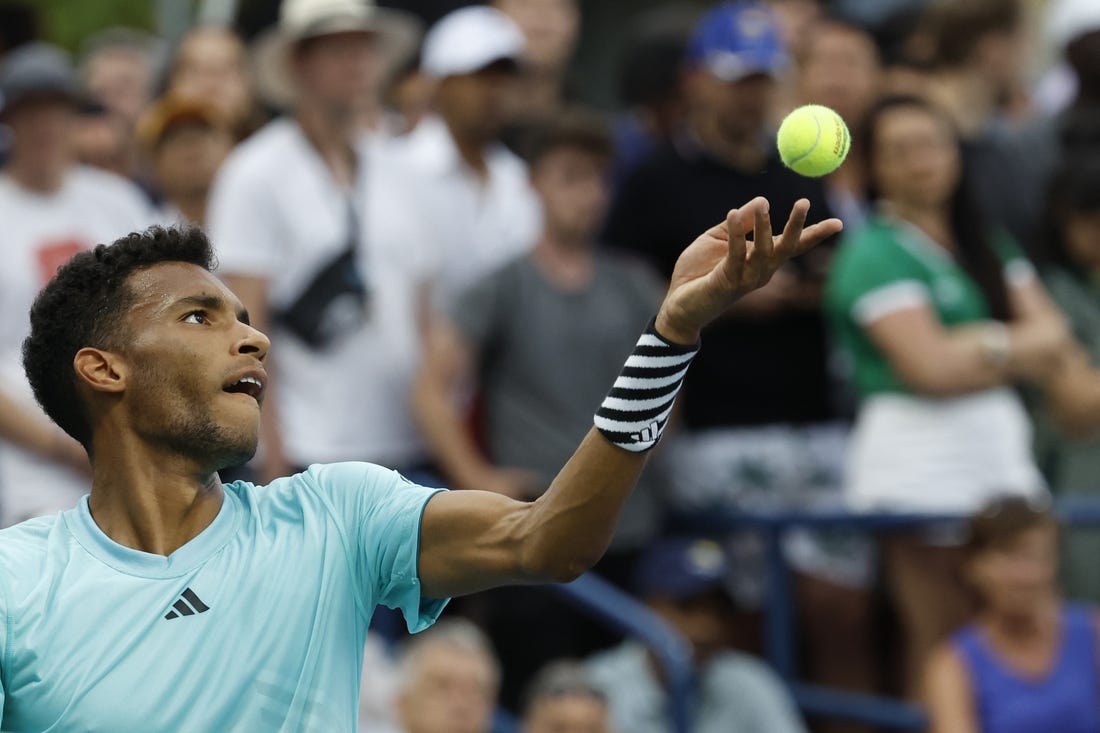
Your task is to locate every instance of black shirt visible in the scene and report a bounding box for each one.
[603,136,839,429]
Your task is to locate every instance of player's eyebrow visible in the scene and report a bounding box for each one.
[174,294,250,324]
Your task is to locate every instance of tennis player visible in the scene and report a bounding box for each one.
[0,198,839,730]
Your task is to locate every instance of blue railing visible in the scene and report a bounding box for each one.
[547,496,1100,732]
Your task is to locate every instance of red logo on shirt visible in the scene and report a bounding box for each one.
[35,239,89,286]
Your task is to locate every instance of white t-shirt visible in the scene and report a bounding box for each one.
[208,118,435,468]
[390,115,542,309]
[0,166,153,525]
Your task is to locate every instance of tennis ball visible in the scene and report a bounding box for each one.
[777,105,850,178]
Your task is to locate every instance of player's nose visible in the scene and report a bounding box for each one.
[234,322,270,361]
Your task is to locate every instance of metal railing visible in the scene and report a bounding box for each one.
[546,496,1100,732]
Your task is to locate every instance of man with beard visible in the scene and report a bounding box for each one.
[0,191,839,730]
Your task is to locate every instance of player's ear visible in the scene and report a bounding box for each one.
[73,347,128,394]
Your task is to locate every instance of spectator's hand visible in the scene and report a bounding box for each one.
[655,198,842,343]
[1008,316,1073,383]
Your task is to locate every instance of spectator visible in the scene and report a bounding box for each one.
[825,94,1070,695]
[162,26,265,141]
[610,7,695,187]
[586,538,808,733]
[74,28,162,180]
[492,0,580,147]
[209,0,435,482]
[394,5,542,309]
[1046,0,1100,157]
[395,619,499,733]
[914,0,1045,251]
[412,109,666,707]
[794,14,883,229]
[0,43,152,525]
[521,661,610,733]
[1030,158,1100,603]
[604,1,874,700]
[923,496,1100,733]
[137,94,234,227]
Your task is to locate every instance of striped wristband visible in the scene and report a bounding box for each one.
[594,318,700,452]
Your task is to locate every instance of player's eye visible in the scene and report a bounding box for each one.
[182,310,208,325]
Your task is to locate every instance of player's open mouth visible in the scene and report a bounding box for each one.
[223,372,266,403]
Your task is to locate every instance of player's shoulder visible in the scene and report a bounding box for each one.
[0,515,63,600]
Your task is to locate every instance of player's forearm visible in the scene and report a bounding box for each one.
[514,428,648,581]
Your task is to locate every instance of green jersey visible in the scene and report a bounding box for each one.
[825,213,1033,398]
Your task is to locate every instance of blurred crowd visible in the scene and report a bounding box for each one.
[2,0,1100,731]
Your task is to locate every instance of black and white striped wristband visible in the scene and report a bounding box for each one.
[594,318,700,452]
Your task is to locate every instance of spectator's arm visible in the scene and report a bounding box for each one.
[220,274,292,482]
[0,388,87,473]
[417,198,841,597]
[923,645,979,733]
[411,318,534,498]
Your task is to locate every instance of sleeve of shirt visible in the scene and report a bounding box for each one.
[827,229,932,328]
[207,151,284,277]
[303,462,449,633]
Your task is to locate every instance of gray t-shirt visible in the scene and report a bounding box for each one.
[450,251,666,549]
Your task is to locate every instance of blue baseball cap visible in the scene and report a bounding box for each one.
[0,43,83,116]
[686,2,788,82]
[634,538,730,600]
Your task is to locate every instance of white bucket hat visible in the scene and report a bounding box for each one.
[253,0,421,110]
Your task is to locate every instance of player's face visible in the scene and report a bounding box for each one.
[523,695,609,733]
[530,147,610,244]
[117,262,269,471]
[870,105,960,210]
[967,523,1059,616]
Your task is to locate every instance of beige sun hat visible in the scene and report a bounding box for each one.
[252,0,421,111]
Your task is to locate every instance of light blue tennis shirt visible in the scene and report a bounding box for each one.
[0,462,448,732]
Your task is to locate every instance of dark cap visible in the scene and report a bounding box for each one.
[0,42,82,115]
[634,538,730,600]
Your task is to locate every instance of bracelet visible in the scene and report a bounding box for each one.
[980,321,1011,369]
[594,318,700,452]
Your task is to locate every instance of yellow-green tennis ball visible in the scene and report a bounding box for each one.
[777,104,850,178]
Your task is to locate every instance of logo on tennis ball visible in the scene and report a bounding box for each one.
[777,104,851,178]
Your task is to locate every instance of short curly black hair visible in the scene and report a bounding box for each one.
[22,226,216,450]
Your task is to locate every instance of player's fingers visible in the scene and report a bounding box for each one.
[777,199,811,257]
[793,218,845,255]
[723,207,747,282]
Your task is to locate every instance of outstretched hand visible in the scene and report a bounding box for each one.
[654,197,843,344]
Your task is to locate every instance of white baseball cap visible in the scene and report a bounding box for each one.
[1047,0,1100,50]
[421,5,526,79]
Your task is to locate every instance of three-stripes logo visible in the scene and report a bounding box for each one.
[164,588,210,620]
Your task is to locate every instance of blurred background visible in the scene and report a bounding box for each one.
[3,0,1100,732]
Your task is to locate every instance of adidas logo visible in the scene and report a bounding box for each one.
[630,421,660,444]
[164,588,210,620]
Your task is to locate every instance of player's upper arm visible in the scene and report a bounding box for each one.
[923,644,979,733]
[418,489,546,598]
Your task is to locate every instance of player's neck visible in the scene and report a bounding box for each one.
[87,436,226,557]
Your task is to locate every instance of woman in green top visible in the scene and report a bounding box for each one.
[824,95,1073,695]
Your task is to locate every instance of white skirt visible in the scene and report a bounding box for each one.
[846,389,1047,514]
